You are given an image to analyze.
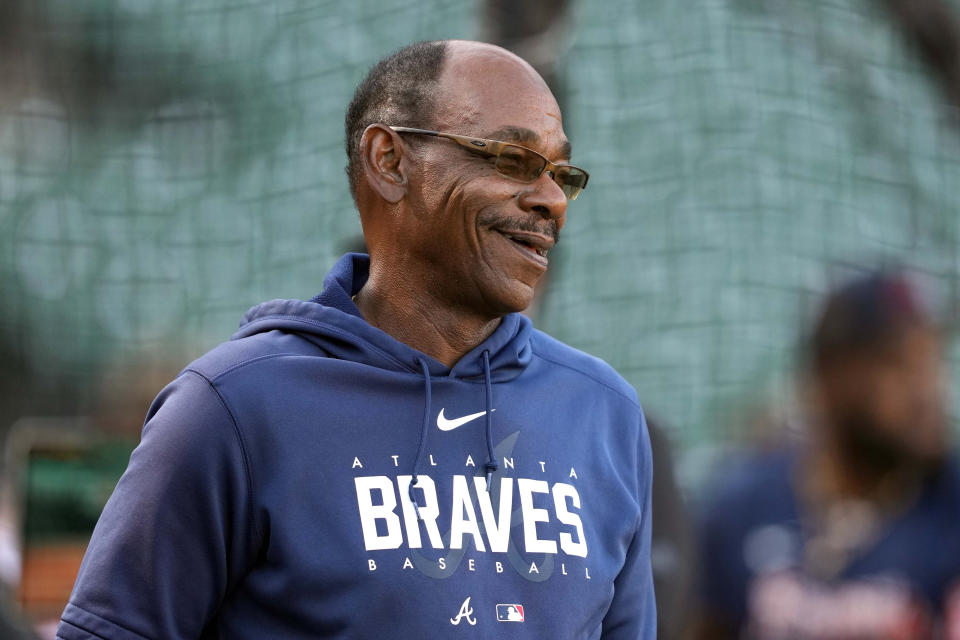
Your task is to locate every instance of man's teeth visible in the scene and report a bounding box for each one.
[505,234,548,257]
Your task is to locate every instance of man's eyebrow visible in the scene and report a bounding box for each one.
[484,126,573,160]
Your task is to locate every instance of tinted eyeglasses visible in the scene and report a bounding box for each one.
[389,126,590,201]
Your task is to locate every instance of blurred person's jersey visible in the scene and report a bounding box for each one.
[699,447,960,638]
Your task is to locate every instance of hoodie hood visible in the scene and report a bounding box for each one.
[234,253,534,382]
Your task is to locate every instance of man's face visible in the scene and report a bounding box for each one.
[820,324,949,470]
[400,44,571,317]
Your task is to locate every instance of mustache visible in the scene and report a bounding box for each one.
[478,211,560,243]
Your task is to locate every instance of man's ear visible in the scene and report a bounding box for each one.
[360,124,408,204]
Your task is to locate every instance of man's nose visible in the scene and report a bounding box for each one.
[517,172,567,229]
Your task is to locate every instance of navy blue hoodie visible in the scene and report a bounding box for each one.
[57,254,655,639]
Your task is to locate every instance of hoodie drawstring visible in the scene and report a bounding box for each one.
[482,350,498,491]
[410,357,432,519]
[409,352,498,520]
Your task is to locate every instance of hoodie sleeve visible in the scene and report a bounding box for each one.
[600,412,657,639]
[57,370,259,640]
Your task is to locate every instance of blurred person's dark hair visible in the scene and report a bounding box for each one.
[807,269,939,372]
[344,41,447,203]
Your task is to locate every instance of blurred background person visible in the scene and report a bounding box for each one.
[695,269,960,639]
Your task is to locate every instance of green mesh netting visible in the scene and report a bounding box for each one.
[3,0,960,489]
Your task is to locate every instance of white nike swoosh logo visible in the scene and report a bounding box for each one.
[437,408,495,431]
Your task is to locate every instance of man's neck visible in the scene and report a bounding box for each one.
[354,268,501,368]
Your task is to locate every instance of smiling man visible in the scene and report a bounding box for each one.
[57,40,655,640]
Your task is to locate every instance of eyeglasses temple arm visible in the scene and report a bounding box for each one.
[388,126,439,137]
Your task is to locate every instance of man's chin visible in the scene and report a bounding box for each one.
[498,288,538,317]
[481,276,539,318]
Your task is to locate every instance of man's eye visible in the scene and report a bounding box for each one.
[496,149,527,172]
[498,156,522,171]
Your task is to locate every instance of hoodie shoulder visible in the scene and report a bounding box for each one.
[184,330,320,383]
[529,329,640,408]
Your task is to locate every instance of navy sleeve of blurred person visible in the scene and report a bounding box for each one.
[696,453,796,637]
[601,413,657,639]
[56,371,258,640]
[696,455,764,636]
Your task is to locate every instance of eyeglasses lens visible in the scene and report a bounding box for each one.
[494,146,543,182]
[556,167,588,200]
[494,145,587,200]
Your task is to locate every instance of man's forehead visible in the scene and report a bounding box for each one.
[435,45,571,159]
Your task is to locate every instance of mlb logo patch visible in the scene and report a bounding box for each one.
[496,604,525,622]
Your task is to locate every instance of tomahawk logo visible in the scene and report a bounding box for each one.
[450,596,477,626]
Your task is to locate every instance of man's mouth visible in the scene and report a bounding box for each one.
[496,230,554,258]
